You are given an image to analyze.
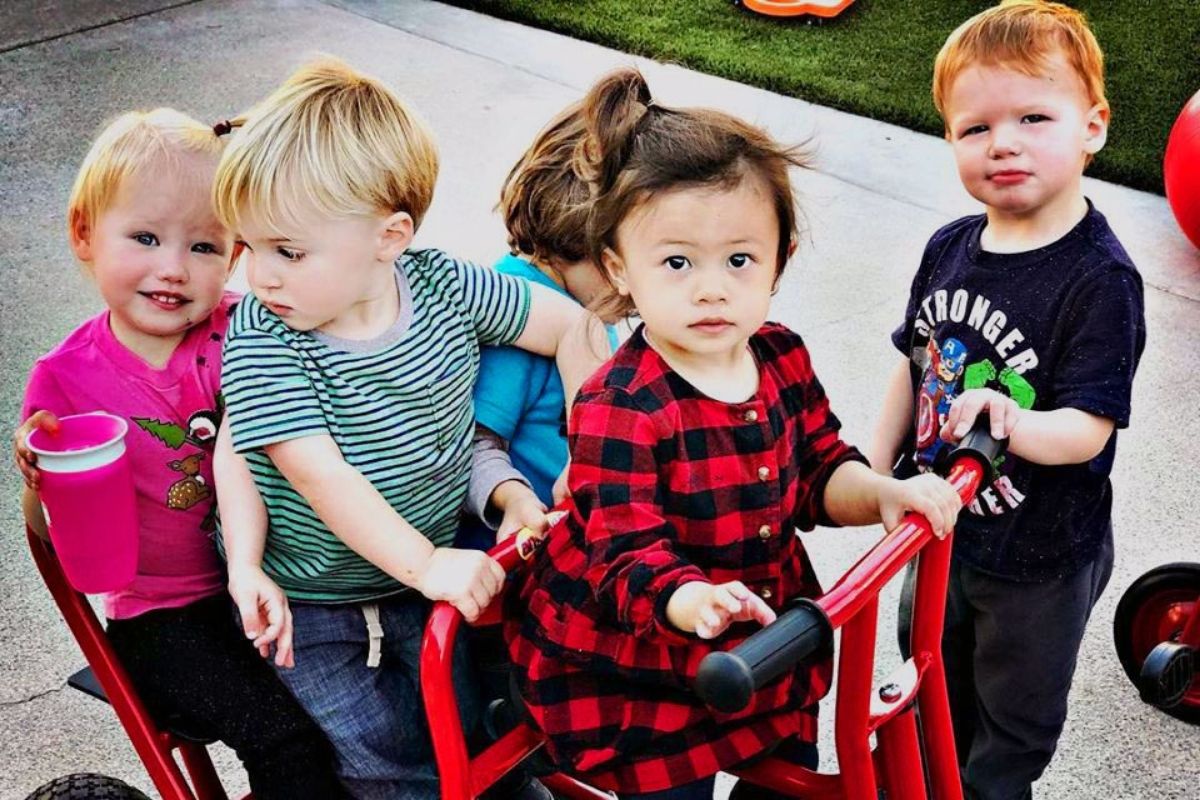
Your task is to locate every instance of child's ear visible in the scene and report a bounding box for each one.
[69,210,93,263]
[1082,103,1109,156]
[601,247,630,296]
[376,211,415,263]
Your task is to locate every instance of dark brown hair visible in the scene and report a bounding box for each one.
[575,68,810,318]
[499,101,590,266]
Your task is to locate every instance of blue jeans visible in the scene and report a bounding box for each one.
[275,593,478,800]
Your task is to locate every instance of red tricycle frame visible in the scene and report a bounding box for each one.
[422,457,989,800]
[28,447,991,800]
[26,527,244,800]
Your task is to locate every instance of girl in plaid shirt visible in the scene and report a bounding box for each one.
[503,68,963,799]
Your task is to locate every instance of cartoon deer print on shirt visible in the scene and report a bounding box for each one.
[167,452,211,510]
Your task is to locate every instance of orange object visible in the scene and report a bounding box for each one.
[741,0,857,18]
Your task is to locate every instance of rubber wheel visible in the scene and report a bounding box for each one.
[23,774,151,800]
[1113,563,1200,723]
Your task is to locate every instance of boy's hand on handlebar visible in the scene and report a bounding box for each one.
[880,473,963,539]
[668,580,778,640]
[941,388,1019,443]
[228,563,295,668]
[13,410,60,490]
[417,548,506,622]
[495,484,549,544]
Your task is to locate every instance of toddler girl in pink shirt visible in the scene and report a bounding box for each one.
[14,109,344,799]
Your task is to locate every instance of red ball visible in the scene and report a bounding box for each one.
[1164,89,1200,249]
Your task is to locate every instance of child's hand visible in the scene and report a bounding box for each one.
[940,388,1020,443]
[12,411,60,490]
[667,580,778,640]
[497,491,548,544]
[416,548,506,622]
[879,474,963,539]
[228,564,295,668]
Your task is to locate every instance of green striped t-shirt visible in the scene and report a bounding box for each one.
[221,248,531,603]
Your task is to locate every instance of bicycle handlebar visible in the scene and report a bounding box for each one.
[694,420,1006,713]
[695,598,832,713]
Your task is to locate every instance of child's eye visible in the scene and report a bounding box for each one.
[664,256,691,271]
[277,247,304,262]
[960,125,988,138]
[192,242,220,255]
[728,253,752,269]
[133,233,159,246]
[1021,114,1049,124]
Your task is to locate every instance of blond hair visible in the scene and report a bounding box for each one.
[213,59,438,235]
[933,0,1107,120]
[69,108,224,239]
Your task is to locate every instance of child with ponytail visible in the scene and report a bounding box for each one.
[506,68,963,799]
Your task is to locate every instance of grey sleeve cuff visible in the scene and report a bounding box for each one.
[466,426,531,529]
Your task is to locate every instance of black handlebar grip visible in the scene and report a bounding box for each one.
[694,599,833,713]
[945,413,1008,483]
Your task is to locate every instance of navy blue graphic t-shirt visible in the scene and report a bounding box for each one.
[892,202,1145,581]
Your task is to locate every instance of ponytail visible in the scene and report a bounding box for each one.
[575,67,810,321]
[575,68,653,196]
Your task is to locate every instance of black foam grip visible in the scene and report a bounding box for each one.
[946,414,1007,482]
[694,599,832,713]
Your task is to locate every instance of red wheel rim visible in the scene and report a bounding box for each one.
[1130,590,1200,708]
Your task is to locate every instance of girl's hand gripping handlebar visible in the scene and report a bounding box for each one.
[694,420,1007,713]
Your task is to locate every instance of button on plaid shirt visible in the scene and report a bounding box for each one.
[506,324,866,792]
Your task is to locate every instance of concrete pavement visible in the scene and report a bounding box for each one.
[1,1,1197,797]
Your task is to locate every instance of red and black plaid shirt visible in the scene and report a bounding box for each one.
[505,323,866,792]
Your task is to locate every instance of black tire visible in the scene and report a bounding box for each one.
[23,774,151,800]
[1113,563,1200,724]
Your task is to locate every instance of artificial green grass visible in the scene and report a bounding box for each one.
[442,0,1200,194]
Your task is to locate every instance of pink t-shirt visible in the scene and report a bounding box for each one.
[22,293,238,619]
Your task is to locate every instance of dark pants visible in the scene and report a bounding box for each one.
[900,532,1113,800]
[106,593,344,800]
[620,738,818,800]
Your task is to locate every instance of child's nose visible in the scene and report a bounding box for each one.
[693,269,729,304]
[988,125,1020,158]
[156,247,189,282]
[250,258,281,290]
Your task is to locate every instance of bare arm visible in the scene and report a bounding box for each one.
[867,357,914,475]
[214,418,268,571]
[22,486,48,540]
[266,434,436,585]
[821,460,962,538]
[511,282,610,407]
[1008,408,1114,464]
[264,434,505,620]
[941,390,1114,466]
[215,419,300,665]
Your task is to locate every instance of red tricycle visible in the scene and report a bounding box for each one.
[1113,561,1200,723]
[25,426,1002,800]
[421,428,1005,800]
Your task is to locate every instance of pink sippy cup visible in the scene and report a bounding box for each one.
[27,412,139,593]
